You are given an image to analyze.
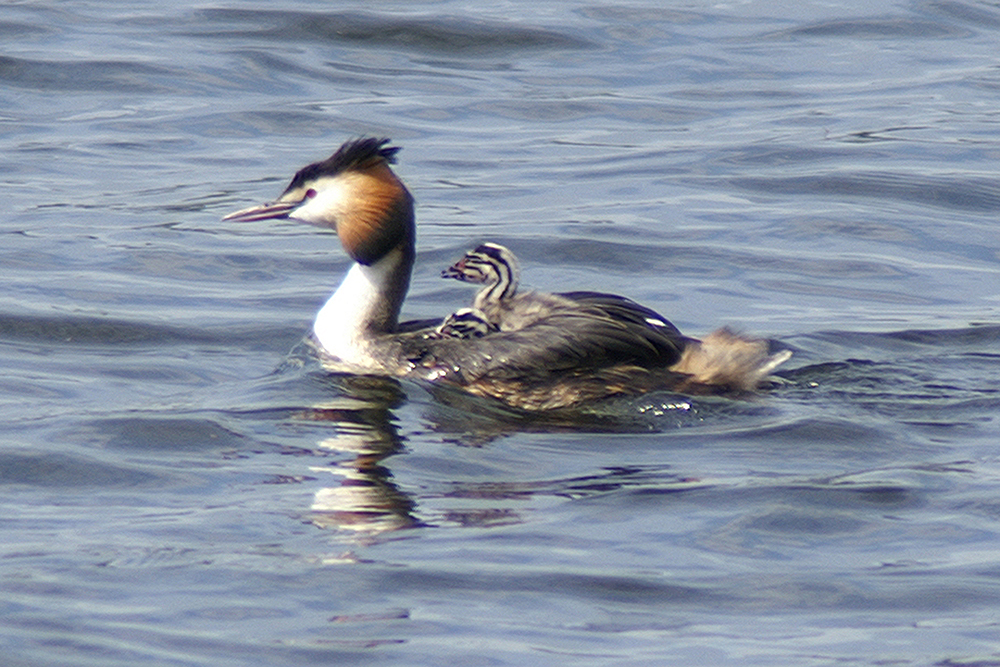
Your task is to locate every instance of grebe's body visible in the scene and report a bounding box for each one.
[225,138,789,410]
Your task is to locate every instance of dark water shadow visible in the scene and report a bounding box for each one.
[188,9,595,54]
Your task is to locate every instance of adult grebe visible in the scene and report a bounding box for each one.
[224,137,790,410]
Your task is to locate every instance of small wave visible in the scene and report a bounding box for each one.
[0,312,295,348]
[0,450,156,488]
[192,9,594,54]
[729,172,1000,212]
[772,18,969,40]
[0,54,176,93]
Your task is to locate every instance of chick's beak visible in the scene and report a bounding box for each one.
[222,199,301,222]
[441,257,467,280]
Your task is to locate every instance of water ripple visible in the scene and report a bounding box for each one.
[0,312,297,348]
[0,55,177,94]
[729,171,1000,212]
[190,9,595,53]
[774,18,970,40]
[0,450,156,488]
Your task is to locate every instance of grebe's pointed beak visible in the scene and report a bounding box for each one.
[441,257,468,280]
[222,199,301,223]
[441,265,460,279]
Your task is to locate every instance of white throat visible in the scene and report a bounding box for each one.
[312,248,409,365]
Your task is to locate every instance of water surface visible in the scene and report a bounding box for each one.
[2,1,999,665]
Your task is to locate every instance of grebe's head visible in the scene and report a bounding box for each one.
[442,242,520,288]
[223,137,414,265]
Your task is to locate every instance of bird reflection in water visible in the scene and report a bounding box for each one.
[294,375,422,537]
[288,372,709,541]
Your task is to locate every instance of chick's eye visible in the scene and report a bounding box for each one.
[305,188,317,199]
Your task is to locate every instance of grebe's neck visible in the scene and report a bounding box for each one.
[473,260,517,312]
[313,244,414,363]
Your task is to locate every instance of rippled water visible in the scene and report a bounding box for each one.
[2,1,1000,665]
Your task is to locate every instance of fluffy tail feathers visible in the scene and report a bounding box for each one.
[672,327,791,392]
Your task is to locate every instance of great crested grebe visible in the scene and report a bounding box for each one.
[224,137,790,410]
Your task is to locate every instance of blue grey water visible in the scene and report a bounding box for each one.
[2,0,999,664]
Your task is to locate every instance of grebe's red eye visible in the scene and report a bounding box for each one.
[305,188,317,199]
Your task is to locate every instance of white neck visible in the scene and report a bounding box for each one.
[312,246,412,365]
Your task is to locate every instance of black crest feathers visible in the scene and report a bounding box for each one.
[282,137,400,195]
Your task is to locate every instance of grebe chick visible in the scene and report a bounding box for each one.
[443,242,691,341]
[441,242,519,330]
[429,307,498,339]
[224,137,790,410]
[442,242,622,333]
